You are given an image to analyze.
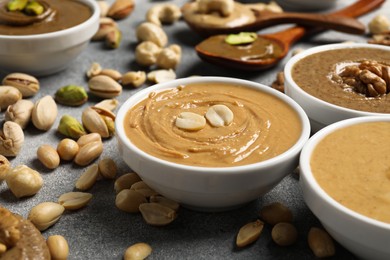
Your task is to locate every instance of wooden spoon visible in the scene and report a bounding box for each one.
[182,2,366,36]
[195,0,385,71]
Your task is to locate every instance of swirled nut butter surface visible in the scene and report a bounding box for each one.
[311,122,390,224]
[0,0,92,35]
[124,83,302,167]
[292,48,390,113]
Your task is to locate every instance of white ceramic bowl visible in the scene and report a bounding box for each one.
[300,116,390,260]
[284,43,390,133]
[0,0,99,76]
[115,76,311,211]
[275,0,338,11]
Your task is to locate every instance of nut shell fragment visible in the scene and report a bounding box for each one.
[0,121,24,157]
[2,73,39,98]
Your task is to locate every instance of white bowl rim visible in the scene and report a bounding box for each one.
[284,43,390,116]
[116,76,311,173]
[0,0,99,40]
[300,115,390,230]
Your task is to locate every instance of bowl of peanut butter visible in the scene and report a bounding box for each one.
[300,116,390,260]
[115,76,311,211]
[0,0,99,76]
[284,43,390,133]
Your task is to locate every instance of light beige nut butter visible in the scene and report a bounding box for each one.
[311,121,390,224]
[124,83,301,167]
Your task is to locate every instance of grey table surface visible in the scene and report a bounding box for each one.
[1,0,389,259]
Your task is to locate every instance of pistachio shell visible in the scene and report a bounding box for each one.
[0,121,24,157]
[107,0,134,20]
[0,86,22,110]
[2,73,39,97]
[4,99,34,129]
[82,106,115,138]
[32,95,58,131]
[88,75,122,98]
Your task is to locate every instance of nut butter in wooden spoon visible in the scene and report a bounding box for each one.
[196,0,385,71]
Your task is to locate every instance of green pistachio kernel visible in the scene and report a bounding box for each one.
[225,32,258,45]
[6,0,28,11]
[24,1,44,15]
[58,115,87,139]
[100,115,115,136]
[105,28,122,49]
[55,85,88,107]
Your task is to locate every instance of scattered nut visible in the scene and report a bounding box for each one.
[369,14,390,35]
[308,227,336,258]
[58,191,93,210]
[105,27,122,49]
[2,72,39,97]
[175,112,206,131]
[124,242,152,260]
[205,104,233,127]
[116,189,147,213]
[0,155,10,181]
[95,98,119,111]
[139,202,177,226]
[54,85,88,106]
[136,22,168,47]
[197,0,234,17]
[271,222,298,246]
[57,115,87,139]
[99,69,122,81]
[156,44,182,70]
[37,144,60,170]
[135,41,162,67]
[28,202,65,231]
[121,71,146,87]
[32,95,58,131]
[86,62,103,78]
[98,157,117,179]
[107,0,134,20]
[0,121,24,157]
[46,235,69,260]
[57,138,79,161]
[88,75,122,98]
[271,71,285,92]
[260,202,293,226]
[97,0,109,17]
[75,164,99,190]
[236,219,264,248]
[147,69,176,83]
[146,3,181,26]
[149,195,180,212]
[4,99,34,129]
[6,165,43,198]
[0,86,22,110]
[77,133,102,148]
[92,17,118,41]
[74,140,103,166]
[82,106,115,138]
[130,181,158,198]
[114,172,142,193]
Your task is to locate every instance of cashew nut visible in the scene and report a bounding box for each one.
[368,14,390,35]
[121,71,146,87]
[197,0,235,17]
[146,3,182,26]
[156,44,182,70]
[147,69,176,84]
[135,41,162,67]
[136,22,168,47]
[246,1,283,14]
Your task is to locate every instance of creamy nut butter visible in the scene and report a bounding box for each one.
[311,122,390,224]
[124,83,302,167]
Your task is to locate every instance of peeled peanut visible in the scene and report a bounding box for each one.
[175,112,206,131]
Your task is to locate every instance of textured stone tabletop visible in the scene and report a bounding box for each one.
[1,0,389,259]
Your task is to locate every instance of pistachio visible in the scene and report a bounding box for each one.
[77,133,102,148]
[116,189,147,213]
[74,141,103,166]
[0,86,22,110]
[54,85,88,106]
[37,144,60,170]
[75,164,99,190]
[46,235,69,260]
[95,98,119,111]
[114,172,142,193]
[57,138,79,161]
[82,106,115,138]
[139,202,177,226]
[2,73,39,97]
[24,1,44,15]
[92,17,118,41]
[28,202,65,231]
[236,220,264,248]
[6,165,43,198]
[107,0,135,20]
[86,62,103,78]
[98,157,117,179]
[99,69,122,81]
[0,155,10,181]
[0,121,24,157]
[105,28,122,49]
[124,243,152,260]
[4,99,34,129]
[97,0,109,17]
[58,191,93,210]
[6,0,28,11]
[121,71,146,87]
[57,115,87,139]
[32,95,58,131]
[88,75,122,98]
[225,32,258,45]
